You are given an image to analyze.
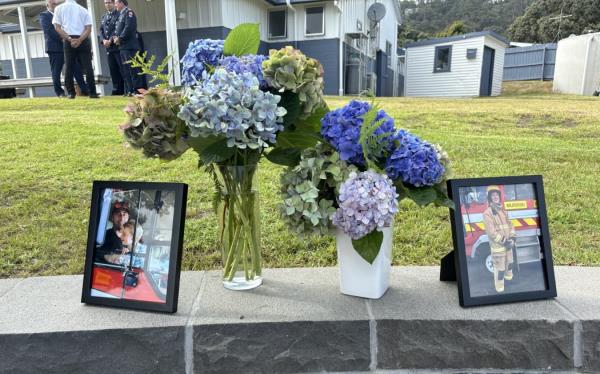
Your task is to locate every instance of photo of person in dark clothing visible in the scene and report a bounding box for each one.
[95,201,132,264]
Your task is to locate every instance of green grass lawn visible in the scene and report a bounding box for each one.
[1,92,599,278]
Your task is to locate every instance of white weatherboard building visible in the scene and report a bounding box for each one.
[0,0,402,97]
[553,32,600,96]
[404,31,509,97]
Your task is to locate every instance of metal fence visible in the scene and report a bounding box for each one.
[503,44,556,81]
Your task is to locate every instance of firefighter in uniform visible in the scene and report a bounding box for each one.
[113,0,143,95]
[100,0,124,95]
[482,185,516,293]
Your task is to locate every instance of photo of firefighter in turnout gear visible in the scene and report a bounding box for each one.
[483,185,516,293]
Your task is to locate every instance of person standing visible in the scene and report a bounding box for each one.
[39,0,89,97]
[483,185,517,293]
[52,0,99,99]
[100,0,124,95]
[113,0,143,96]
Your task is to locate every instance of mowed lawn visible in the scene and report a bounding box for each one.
[1,92,599,278]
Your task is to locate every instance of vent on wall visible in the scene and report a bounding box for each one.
[467,48,477,59]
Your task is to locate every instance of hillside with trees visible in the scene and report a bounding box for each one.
[398,0,533,46]
[508,0,600,43]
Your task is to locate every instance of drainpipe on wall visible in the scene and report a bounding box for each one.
[334,0,344,96]
[285,0,298,48]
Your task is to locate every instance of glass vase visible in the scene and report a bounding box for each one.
[215,164,262,290]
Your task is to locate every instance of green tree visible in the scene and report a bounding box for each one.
[436,20,470,37]
[508,0,600,43]
[398,0,533,47]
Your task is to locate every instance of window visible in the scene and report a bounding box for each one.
[434,45,452,73]
[305,6,324,36]
[386,41,392,68]
[268,9,287,39]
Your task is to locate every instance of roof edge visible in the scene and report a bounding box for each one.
[405,31,510,48]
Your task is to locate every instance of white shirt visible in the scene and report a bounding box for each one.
[52,0,92,36]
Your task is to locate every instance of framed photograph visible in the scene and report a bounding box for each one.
[446,176,556,307]
[82,181,187,313]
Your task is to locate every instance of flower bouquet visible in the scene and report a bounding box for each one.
[280,100,452,298]
[120,24,328,290]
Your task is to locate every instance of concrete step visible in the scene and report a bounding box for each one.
[0,266,598,374]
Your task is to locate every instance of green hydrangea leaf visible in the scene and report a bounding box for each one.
[407,186,437,207]
[265,147,301,167]
[186,135,235,164]
[223,23,260,56]
[351,230,383,264]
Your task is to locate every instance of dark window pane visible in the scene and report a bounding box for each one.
[306,7,323,35]
[435,46,451,72]
[269,10,286,38]
[515,184,536,200]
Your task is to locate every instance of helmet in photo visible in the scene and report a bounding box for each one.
[112,201,130,214]
[486,185,502,202]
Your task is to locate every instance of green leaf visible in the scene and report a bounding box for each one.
[279,91,301,130]
[276,130,321,150]
[223,23,260,56]
[186,135,235,164]
[407,186,438,206]
[294,105,328,133]
[351,230,384,264]
[265,147,301,166]
[434,185,455,209]
[358,101,392,173]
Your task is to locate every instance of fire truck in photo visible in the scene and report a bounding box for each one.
[459,184,543,273]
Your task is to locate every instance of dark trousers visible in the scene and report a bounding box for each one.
[48,52,89,96]
[64,37,96,96]
[119,49,144,94]
[107,50,124,95]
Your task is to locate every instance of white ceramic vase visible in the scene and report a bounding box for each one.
[335,226,393,299]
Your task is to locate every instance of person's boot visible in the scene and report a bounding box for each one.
[505,263,513,281]
[494,269,505,292]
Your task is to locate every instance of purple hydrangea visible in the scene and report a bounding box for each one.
[178,69,287,150]
[332,170,399,240]
[385,130,445,187]
[218,54,268,89]
[180,39,224,87]
[320,100,395,167]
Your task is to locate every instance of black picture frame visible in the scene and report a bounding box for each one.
[442,175,556,307]
[82,181,187,313]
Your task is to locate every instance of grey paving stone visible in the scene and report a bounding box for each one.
[193,320,371,373]
[554,267,600,371]
[0,271,204,334]
[554,266,600,321]
[371,267,574,321]
[371,267,576,370]
[0,278,22,298]
[0,272,203,374]
[191,268,371,373]
[582,320,600,372]
[376,319,574,370]
[0,326,185,374]
[193,267,369,325]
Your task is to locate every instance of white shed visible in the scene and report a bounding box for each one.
[404,31,509,97]
[553,32,600,96]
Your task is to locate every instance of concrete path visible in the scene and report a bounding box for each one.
[0,266,598,373]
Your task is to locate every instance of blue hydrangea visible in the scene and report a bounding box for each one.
[178,69,287,150]
[218,54,268,89]
[384,130,445,187]
[332,170,399,240]
[320,100,395,167]
[180,39,224,87]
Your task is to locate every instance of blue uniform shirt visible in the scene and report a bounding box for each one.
[100,9,119,52]
[114,7,140,51]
